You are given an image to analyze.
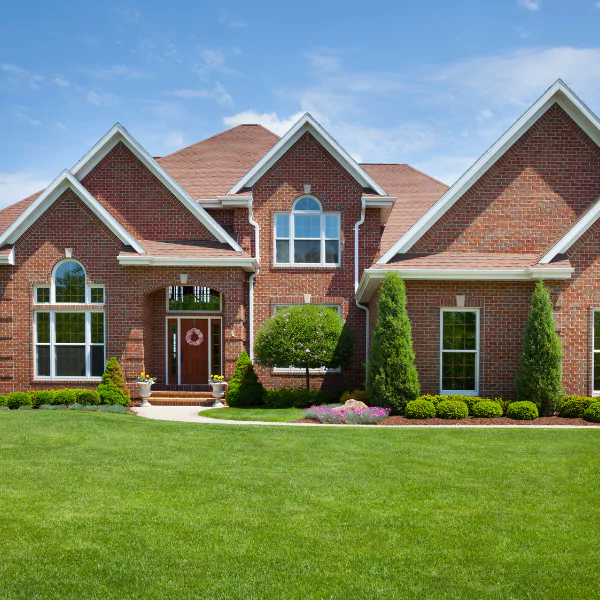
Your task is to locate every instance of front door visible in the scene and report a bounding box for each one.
[180,318,209,384]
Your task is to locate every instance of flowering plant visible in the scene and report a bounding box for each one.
[303,405,390,425]
[210,374,225,384]
[136,372,156,384]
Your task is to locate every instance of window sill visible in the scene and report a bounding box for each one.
[273,264,340,269]
[33,378,103,382]
[440,390,478,396]
[33,304,105,309]
[273,369,342,374]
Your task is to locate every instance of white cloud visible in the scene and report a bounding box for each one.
[115,8,142,24]
[150,102,187,119]
[77,32,101,47]
[516,26,531,39]
[82,64,153,79]
[172,82,232,106]
[0,171,49,209]
[164,131,184,149]
[53,76,69,87]
[0,63,44,90]
[477,108,493,121]
[218,10,247,28]
[56,121,68,130]
[223,111,304,136]
[518,0,540,10]
[14,113,42,126]
[87,90,119,106]
[194,49,239,76]
[306,53,342,74]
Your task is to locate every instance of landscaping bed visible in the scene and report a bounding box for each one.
[297,416,600,426]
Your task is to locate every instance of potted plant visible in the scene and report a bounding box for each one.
[209,374,227,407]
[136,372,156,407]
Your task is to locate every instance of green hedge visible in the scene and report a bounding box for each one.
[472,401,503,418]
[583,402,600,423]
[415,394,509,415]
[7,392,32,409]
[405,400,436,419]
[436,400,469,420]
[0,394,7,407]
[559,396,596,418]
[507,401,538,420]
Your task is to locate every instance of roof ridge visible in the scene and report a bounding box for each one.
[401,164,449,188]
[157,124,279,161]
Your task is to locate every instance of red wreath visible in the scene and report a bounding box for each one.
[185,328,204,346]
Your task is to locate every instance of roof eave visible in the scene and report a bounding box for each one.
[118,254,258,272]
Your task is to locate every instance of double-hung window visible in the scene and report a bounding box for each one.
[34,260,105,380]
[440,308,479,395]
[593,311,600,395]
[274,196,340,266]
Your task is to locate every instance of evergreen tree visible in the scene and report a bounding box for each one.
[226,351,265,407]
[516,280,563,416]
[367,273,420,414]
[97,357,130,406]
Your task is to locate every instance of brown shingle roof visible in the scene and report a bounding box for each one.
[360,164,448,259]
[0,190,42,236]
[157,124,280,199]
[123,239,250,259]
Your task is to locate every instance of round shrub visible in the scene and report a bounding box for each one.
[417,394,444,407]
[472,401,503,418]
[77,390,100,406]
[7,392,32,409]
[31,390,54,407]
[0,394,7,407]
[583,402,600,423]
[436,400,469,420]
[53,389,77,406]
[559,396,595,418]
[97,383,129,406]
[405,400,436,419]
[507,401,539,420]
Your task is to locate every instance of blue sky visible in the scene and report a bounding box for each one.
[1,0,600,208]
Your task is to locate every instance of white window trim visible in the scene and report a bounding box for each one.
[273,196,341,268]
[165,286,223,314]
[272,303,342,373]
[34,285,51,304]
[593,309,600,397]
[34,309,105,381]
[440,307,480,396]
[38,260,105,306]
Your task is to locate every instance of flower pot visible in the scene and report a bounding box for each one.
[137,381,153,407]
[210,382,227,408]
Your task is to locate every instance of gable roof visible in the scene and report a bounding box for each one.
[157,125,279,199]
[0,170,144,253]
[0,190,43,237]
[377,79,600,264]
[70,123,243,252]
[360,164,448,257]
[228,113,387,196]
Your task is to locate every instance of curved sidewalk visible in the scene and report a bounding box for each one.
[133,405,599,428]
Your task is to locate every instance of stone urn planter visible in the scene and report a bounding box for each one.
[136,374,156,407]
[209,378,227,408]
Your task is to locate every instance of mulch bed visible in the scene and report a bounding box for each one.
[296,416,600,426]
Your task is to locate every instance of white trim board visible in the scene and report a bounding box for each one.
[228,113,387,196]
[0,247,15,265]
[378,80,600,263]
[118,254,258,272]
[0,171,144,253]
[71,123,244,253]
[355,266,574,303]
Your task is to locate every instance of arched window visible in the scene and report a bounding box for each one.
[33,260,105,380]
[274,196,340,266]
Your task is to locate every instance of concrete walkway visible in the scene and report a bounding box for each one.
[132,405,600,428]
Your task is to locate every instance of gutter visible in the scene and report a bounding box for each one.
[247,198,260,361]
[353,198,370,366]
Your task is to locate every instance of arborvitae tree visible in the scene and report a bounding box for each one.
[226,351,265,407]
[516,280,563,416]
[97,357,130,406]
[367,273,420,414]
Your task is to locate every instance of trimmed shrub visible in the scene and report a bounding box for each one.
[226,351,265,407]
[416,394,444,407]
[559,396,596,418]
[340,389,371,403]
[507,401,539,420]
[97,357,130,406]
[367,273,420,414]
[53,389,77,406]
[7,392,32,409]
[0,394,7,406]
[583,402,600,423]
[77,390,100,406]
[472,401,503,418]
[30,390,54,407]
[436,400,469,420]
[405,400,436,419]
[516,281,563,415]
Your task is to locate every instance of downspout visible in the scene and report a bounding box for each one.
[354,198,370,366]
[248,198,260,361]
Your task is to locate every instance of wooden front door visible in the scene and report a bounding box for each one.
[180,319,209,384]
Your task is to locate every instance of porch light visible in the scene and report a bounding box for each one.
[65,248,73,258]
[180,274,188,284]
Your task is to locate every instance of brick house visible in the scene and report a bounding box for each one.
[2,79,600,401]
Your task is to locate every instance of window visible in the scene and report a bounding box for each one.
[167,286,221,312]
[33,260,105,380]
[273,304,342,373]
[440,309,479,395]
[593,311,600,395]
[274,196,340,266]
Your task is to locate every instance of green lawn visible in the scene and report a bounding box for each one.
[200,407,304,422]
[1,412,599,600]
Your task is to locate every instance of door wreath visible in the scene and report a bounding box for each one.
[185,328,204,346]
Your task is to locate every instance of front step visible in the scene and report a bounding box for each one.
[131,389,222,407]
[151,391,213,399]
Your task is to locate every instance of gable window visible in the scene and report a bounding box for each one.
[167,286,221,312]
[440,308,479,395]
[274,196,340,267]
[34,260,105,380]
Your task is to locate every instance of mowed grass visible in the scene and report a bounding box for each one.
[200,407,304,422]
[1,413,599,600]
